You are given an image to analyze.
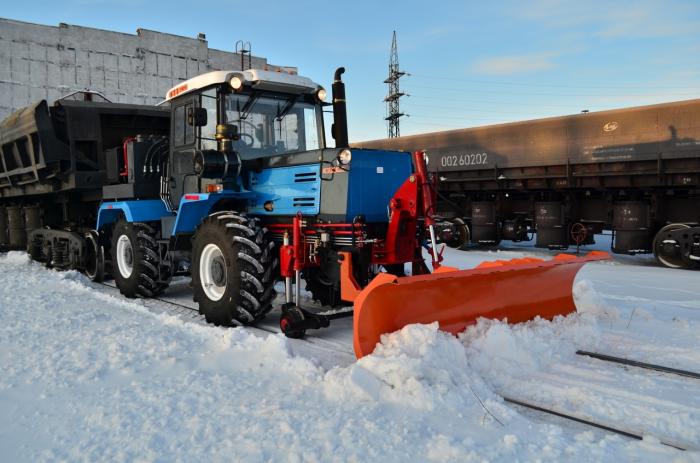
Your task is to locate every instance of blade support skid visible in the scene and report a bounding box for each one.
[352,251,611,358]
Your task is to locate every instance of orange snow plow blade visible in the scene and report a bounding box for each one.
[353,251,611,358]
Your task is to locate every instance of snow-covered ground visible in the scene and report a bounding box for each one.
[1,237,699,461]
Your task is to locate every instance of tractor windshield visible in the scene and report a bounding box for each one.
[224,93,322,160]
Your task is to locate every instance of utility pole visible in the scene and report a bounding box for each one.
[384,31,406,138]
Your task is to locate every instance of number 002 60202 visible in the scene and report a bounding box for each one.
[439,153,488,168]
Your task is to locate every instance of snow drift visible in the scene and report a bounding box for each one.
[0,252,694,461]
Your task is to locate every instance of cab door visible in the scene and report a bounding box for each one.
[169,94,199,203]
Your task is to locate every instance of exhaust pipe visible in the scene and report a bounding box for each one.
[332,67,349,148]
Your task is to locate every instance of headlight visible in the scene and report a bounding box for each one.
[230,76,243,90]
[316,88,327,102]
[338,149,352,165]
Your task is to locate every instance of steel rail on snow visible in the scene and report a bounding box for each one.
[576,350,700,380]
[503,396,697,452]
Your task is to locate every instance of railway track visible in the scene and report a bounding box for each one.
[576,350,700,380]
[94,280,357,367]
[93,279,698,451]
[502,397,696,451]
[502,349,700,452]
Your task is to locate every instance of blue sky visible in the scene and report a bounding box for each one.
[3,0,700,142]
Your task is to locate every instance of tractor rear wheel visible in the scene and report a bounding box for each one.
[192,212,277,326]
[111,220,170,298]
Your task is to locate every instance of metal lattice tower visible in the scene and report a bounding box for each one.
[384,31,406,138]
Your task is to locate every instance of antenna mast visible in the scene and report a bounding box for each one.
[235,40,252,70]
[384,30,406,138]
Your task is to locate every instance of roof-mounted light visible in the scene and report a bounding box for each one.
[230,75,243,91]
[316,88,327,102]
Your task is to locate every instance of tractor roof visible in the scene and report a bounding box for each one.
[165,69,321,101]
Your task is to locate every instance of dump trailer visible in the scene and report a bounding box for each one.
[356,100,700,270]
[0,67,608,358]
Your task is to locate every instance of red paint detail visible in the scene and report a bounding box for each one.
[279,245,295,278]
[292,214,305,272]
[168,83,189,99]
[107,204,113,209]
[184,194,200,201]
[371,173,419,267]
[120,137,137,178]
[412,150,437,228]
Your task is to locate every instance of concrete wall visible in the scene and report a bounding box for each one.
[0,18,293,120]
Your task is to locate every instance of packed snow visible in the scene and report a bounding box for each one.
[1,238,699,461]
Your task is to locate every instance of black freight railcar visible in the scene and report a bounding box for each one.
[356,99,700,269]
[0,95,169,266]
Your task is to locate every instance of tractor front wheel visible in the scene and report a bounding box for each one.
[192,212,277,326]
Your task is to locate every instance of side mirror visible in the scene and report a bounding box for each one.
[188,107,208,127]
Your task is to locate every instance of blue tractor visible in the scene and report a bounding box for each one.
[88,67,435,335]
[7,66,605,354]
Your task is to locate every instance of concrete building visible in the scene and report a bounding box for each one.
[0,18,293,120]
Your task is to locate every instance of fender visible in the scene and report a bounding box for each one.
[172,191,259,235]
[96,200,174,230]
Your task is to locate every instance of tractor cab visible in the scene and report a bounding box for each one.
[163,69,329,203]
[162,68,414,225]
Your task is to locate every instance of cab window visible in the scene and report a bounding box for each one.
[173,102,195,147]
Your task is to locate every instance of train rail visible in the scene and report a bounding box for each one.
[503,397,696,451]
[576,350,700,380]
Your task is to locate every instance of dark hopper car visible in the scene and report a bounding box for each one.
[355,98,700,269]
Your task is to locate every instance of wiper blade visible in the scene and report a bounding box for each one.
[239,92,260,120]
[276,96,298,121]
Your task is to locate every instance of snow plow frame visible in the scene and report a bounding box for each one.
[352,250,611,358]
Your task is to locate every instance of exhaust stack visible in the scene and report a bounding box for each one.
[332,67,349,148]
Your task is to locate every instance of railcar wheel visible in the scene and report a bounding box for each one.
[84,230,105,282]
[443,218,470,249]
[111,220,169,298]
[27,233,44,263]
[192,212,277,326]
[653,223,694,269]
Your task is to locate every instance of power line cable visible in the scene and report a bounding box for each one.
[403,83,700,98]
[409,72,700,91]
[406,102,564,116]
[408,94,585,109]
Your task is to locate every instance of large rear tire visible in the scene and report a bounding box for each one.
[111,220,170,298]
[192,212,277,326]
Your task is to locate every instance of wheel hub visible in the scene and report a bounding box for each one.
[211,256,226,286]
[116,234,134,279]
[199,243,227,301]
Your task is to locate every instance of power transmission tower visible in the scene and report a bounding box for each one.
[384,30,406,138]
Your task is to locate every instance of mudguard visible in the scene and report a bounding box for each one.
[352,251,611,358]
